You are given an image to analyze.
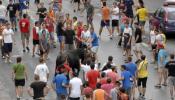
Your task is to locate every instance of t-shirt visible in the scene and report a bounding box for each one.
[121,70,132,90]
[102,6,110,20]
[99,78,107,85]
[138,59,148,78]
[125,62,137,77]
[150,30,156,44]
[0,5,6,18]
[135,28,142,43]
[83,87,93,95]
[101,83,114,95]
[33,27,39,40]
[86,70,100,89]
[19,0,28,10]
[53,74,68,95]
[158,49,168,67]
[7,4,17,18]
[56,22,64,36]
[13,63,25,80]
[111,7,119,20]
[37,7,47,19]
[19,18,30,33]
[91,32,99,47]
[64,29,75,44]
[123,27,132,42]
[136,8,148,21]
[34,63,49,82]
[110,88,119,100]
[81,64,91,80]
[93,89,105,100]
[30,81,46,99]
[45,17,54,33]
[69,77,83,98]
[107,71,120,83]
[165,61,175,77]
[2,28,14,43]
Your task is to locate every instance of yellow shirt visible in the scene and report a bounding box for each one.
[136,8,148,21]
[138,59,148,78]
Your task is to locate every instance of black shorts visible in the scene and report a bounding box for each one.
[151,44,157,50]
[33,40,39,45]
[101,20,110,27]
[138,77,147,88]
[10,17,16,23]
[15,79,25,87]
[74,0,80,3]
[112,20,119,27]
[4,43,13,53]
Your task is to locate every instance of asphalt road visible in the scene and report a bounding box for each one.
[0,0,175,100]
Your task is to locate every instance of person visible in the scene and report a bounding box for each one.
[34,0,40,7]
[32,21,40,57]
[75,21,83,48]
[86,2,94,29]
[93,83,109,100]
[64,13,72,29]
[28,75,49,100]
[72,16,78,31]
[34,58,49,83]
[6,0,18,31]
[12,57,27,100]
[102,56,116,71]
[45,13,56,48]
[90,27,99,61]
[73,0,80,12]
[101,78,114,100]
[119,65,132,99]
[37,2,47,23]
[2,22,14,63]
[52,66,69,100]
[107,66,120,83]
[155,44,168,88]
[69,73,83,100]
[19,14,30,53]
[99,1,112,39]
[86,63,100,89]
[0,22,5,59]
[136,2,148,32]
[125,56,137,99]
[82,81,93,100]
[64,24,75,51]
[81,25,91,47]
[81,59,91,81]
[110,81,121,100]
[56,18,65,54]
[123,21,132,58]
[133,22,142,59]
[165,54,175,100]
[118,87,129,100]
[137,55,148,99]
[0,0,6,23]
[39,22,50,60]
[111,2,120,36]
[124,0,134,25]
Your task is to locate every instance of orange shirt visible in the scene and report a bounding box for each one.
[93,89,105,100]
[102,7,110,20]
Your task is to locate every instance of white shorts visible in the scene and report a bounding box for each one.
[91,46,99,54]
[134,43,142,51]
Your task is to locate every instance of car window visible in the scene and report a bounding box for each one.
[168,11,175,20]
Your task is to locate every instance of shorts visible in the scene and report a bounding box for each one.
[123,42,131,49]
[101,20,110,27]
[137,77,147,88]
[112,20,119,27]
[3,43,13,53]
[21,33,30,41]
[58,36,64,43]
[91,46,99,54]
[151,44,157,50]
[69,97,80,100]
[10,17,16,23]
[134,43,142,51]
[125,11,134,18]
[74,0,80,3]
[33,40,39,45]
[168,76,175,86]
[15,79,25,87]
[139,21,146,26]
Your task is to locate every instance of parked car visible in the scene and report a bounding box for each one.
[149,4,175,34]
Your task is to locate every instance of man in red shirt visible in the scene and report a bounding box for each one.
[19,14,30,53]
[86,63,100,89]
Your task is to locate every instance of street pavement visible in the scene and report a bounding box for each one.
[0,0,175,100]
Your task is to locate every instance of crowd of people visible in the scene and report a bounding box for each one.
[0,0,175,100]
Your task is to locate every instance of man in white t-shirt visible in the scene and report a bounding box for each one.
[81,25,91,47]
[69,73,83,100]
[111,2,119,36]
[34,58,49,83]
[0,1,6,22]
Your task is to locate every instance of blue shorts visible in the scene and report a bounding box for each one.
[10,17,16,23]
[57,36,64,43]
